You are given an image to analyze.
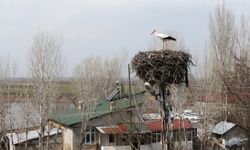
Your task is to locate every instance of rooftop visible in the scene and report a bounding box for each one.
[7,128,61,145]
[96,119,193,134]
[212,121,236,135]
[146,119,193,132]
[50,91,145,126]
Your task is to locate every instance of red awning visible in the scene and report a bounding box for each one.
[145,119,192,132]
[96,126,125,134]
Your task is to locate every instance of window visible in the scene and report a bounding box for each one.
[173,130,192,142]
[186,131,192,141]
[108,134,115,143]
[117,134,128,145]
[85,127,96,144]
[152,132,161,143]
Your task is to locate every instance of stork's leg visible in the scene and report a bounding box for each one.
[162,41,165,50]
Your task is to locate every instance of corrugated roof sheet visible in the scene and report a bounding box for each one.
[7,128,61,145]
[106,89,119,101]
[96,126,125,134]
[212,121,236,135]
[50,91,145,126]
[96,119,193,134]
[145,120,162,132]
[118,122,150,133]
[172,119,192,129]
[146,119,192,132]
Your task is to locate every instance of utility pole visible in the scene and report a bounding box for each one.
[128,64,133,147]
[225,91,228,121]
[131,46,193,150]
[128,64,132,119]
[160,85,171,150]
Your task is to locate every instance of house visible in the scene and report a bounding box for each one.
[50,106,197,150]
[49,88,198,150]
[211,121,248,150]
[49,91,146,150]
[80,118,197,150]
[145,119,197,150]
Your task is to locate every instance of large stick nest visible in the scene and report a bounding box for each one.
[131,49,193,88]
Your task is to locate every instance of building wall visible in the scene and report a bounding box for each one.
[15,143,62,150]
[151,142,193,150]
[100,133,119,146]
[151,142,162,150]
[223,126,247,141]
[100,133,107,146]
[82,144,98,150]
[101,145,151,150]
[72,127,81,149]
[64,128,73,150]
[90,93,145,127]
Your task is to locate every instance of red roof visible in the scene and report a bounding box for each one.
[117,123,127,132]
[172,119,192,129]
[96,126,125,133]
[145,119,192,132]
[146,119,162,132]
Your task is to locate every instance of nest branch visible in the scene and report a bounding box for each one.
[131,49,193,88]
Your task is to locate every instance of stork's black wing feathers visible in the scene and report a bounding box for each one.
[163,36,176,41]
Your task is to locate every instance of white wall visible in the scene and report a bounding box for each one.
[151,142,162,150]
[101,145,151,150]
[151,141,193,150]
[101,145,131,150]
[72,128,81,149]
[64,128,73,150]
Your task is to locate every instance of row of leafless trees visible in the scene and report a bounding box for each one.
[209,1,249,140]
[73,54,126,149]
[0,2,249,150]
[166,2,250,149]
[188,2,250,149]
[0,31,126,150]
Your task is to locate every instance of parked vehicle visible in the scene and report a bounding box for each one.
[182,112,201,122]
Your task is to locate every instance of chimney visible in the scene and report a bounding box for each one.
[78,100,83,110]
[110,101,116,110]
[115,81,124,98]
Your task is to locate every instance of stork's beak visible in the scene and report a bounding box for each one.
[150,29,156,35]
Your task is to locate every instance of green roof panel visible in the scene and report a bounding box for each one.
[50,91,145,126]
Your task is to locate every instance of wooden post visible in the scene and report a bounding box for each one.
[160,86,171,150]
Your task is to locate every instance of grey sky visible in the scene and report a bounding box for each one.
[0,0,249,76]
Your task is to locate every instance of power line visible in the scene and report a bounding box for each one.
[187,84,250,89]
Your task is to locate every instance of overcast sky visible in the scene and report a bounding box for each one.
[0,0,250,77]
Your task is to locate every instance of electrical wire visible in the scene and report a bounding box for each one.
[130,76,149,124]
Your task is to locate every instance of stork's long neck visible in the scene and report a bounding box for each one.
[154,30,158,35]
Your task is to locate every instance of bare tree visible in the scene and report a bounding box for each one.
[0,56,17,150]
[29,31,64,150]
[225,15,250,146]
[73,54,126,149]
[209,2,236,78]
[208,2,250,148]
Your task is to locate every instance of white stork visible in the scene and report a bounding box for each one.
[151,29,176,50]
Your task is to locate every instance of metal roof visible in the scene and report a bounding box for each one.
[96,119,193,134]
[118,122,150,133]
[50,91,145,126]
[96,126,125,134]
[6,128,61,145]
[106,89,119,101]
[212,121,236,135]
[96,123,150,134]
[146,119,192,132]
